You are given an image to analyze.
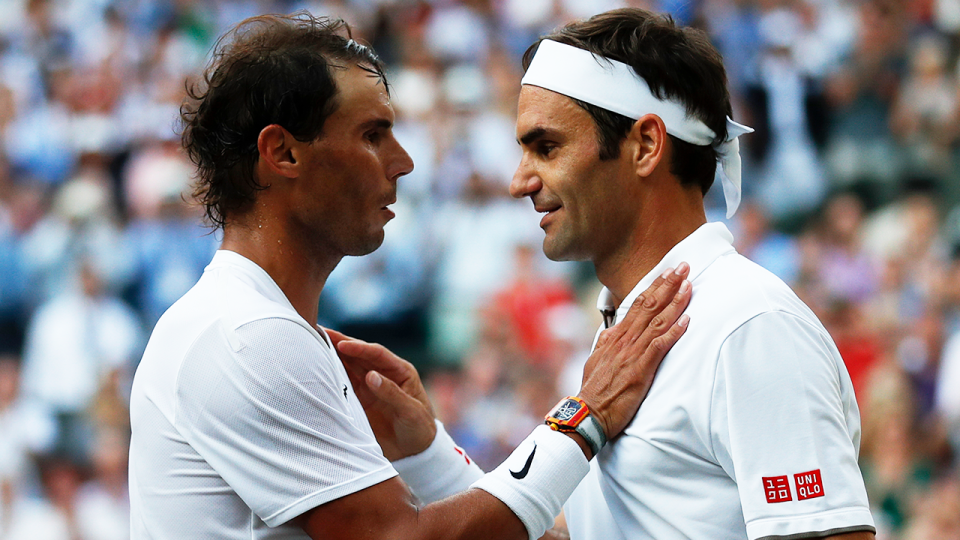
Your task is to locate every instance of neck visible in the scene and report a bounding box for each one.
[595,186,706,305]
[220,215,341,326]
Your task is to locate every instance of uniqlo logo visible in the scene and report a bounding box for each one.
[762,475,792,503]
[794,469,825,500]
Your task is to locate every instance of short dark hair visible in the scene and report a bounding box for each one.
[522,9,732,194]
[181,13,386,230]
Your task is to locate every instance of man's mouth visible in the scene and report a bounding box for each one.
[535,203,561,228]
[381,198,397,219]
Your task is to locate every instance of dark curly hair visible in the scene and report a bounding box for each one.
[522,8,732,195]
[181,13,386,230]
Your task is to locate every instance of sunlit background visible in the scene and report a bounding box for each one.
[0,0,958,538]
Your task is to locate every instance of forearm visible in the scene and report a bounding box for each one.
[414,488,529,540]
[300,426,588,540]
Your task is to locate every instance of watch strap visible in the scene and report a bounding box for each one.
[574,413,607,457]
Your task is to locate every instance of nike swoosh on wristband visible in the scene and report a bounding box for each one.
[510,443,537,479]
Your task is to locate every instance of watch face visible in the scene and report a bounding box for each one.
[555,399,582,421]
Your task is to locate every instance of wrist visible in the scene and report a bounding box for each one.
[392,419,483,504]
[561,431,593,461]
[573,392,609,439]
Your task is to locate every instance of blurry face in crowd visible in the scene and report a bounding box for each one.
[292,65,414,257]
[0,359,18,409]
[510,85,637,264]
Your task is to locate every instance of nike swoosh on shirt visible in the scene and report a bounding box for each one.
[510,443,537,479]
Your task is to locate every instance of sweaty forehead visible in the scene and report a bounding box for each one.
[332,66,393,118]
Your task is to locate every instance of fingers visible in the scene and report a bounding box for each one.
[365,370,421,418]
[323,328,354,348]
[619,262,691,340]
[593,263,691,350]
[337,338,406,375]
[647,311,690,360]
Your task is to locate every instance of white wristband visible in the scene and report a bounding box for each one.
[470,425,589,540]
[391,420,484,504]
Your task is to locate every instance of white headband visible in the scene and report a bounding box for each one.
[521,39,753,218]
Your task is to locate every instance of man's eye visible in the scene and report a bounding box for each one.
[365,131,381,144]
[537,143,557,156]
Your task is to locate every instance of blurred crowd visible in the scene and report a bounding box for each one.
[0,0,958,538]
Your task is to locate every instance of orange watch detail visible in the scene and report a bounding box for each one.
[545,396,591,431]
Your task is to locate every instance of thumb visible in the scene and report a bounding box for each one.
[366,370,418,417]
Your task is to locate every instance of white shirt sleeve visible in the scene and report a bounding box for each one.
[173,317,396,527]
[710,311,875,539]
[935,332,960,422]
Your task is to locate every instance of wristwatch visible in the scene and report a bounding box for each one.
[544,396,607,457]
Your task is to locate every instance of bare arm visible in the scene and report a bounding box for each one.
[302,266,693,540]
[297,478,527,540]
[824,532,875,540]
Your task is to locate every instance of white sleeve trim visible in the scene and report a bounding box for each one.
[471,425,589,540]
[263,464,398,527]
[748,506,875,539]
[391,420,484,504]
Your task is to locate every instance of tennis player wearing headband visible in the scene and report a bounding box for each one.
[507,9,875,540]
[349,7,876,540]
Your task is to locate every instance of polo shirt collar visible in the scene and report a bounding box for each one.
[205,250,335,348]
[206,249,296,309]
[597,222,737,325]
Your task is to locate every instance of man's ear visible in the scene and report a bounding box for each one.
[626,114,667,178]
[257,124,299,179]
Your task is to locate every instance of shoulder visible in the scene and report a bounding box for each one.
[687,252,821,342]
[135,269,318,414]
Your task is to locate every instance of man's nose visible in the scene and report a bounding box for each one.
[509,156,541,199]
[390,139,415,181]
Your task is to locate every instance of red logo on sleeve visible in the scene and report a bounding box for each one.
[794,469,825,500]
[762,475,792,503]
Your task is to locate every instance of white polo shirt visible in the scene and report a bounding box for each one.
[129,250,396,539]
[564,223,875,540]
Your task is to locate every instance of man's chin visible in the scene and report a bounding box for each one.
[345,231,386,257]
[541,239,583,262]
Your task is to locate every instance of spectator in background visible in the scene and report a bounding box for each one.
[491,244,576,367]
[811,192,880,305]
[890,35,959,182]
[744,0,838,224]
[900,474,960,540]
[123,137,216,326]
[861,180,948,335]
[859,365,935,538]
[2,456,84,540]
[823,0,908,194]
[732,201,801,285]
[822,299,883,403]
[20,261,141,464]
[74,430,130,540]
[0,354,57,534]
[18,165,134,309]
